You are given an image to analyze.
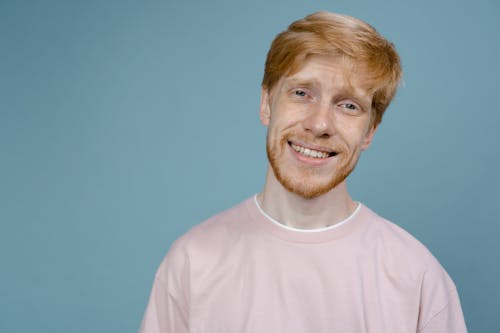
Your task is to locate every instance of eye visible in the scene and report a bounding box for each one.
[294,89,307,97]
[339,102,362,114]
[343,103,358,110]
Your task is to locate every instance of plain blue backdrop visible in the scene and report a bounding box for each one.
[1,0,499,332]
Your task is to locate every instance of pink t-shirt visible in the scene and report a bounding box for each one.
[139,197,467,332]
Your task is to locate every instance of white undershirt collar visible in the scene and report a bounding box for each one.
[253,195,360,233]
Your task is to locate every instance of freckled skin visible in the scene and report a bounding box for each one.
[260,55,377,199]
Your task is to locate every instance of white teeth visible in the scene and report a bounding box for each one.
[291,143,329,159]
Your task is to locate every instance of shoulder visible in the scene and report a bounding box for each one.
[360,205,457,288]
[157,197,255,277]
[361,205,460,325]
[362,205,444,266]
[177,197,254,250]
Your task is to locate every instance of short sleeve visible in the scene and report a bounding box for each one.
[139,240,190,333]
[418,288,467,332]
[417,263,467,333]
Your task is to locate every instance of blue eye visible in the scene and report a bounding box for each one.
[294,90,307,97]
[344,103,358,110]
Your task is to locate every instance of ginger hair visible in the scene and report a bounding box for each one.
[262,11,402,127]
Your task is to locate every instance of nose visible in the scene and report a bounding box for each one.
[302,102,333,138]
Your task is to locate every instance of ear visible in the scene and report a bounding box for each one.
[259,87,271,126]
[361,125,378,150]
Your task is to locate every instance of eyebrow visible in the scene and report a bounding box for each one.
[283,78,319,89]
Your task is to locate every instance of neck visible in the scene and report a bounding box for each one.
[258,167,358,230]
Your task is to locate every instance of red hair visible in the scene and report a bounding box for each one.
[262,11,402,126]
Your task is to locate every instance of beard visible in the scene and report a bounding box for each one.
[266,132,361,199]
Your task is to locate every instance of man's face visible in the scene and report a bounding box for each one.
[260,55,377,199]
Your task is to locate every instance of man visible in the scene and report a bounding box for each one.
[139,11,467,332]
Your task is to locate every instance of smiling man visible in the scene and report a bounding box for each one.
[139,11,467,333]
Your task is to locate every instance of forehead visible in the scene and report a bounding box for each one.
[280,55,374,99]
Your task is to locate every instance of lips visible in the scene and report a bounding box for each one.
[288,141,337,159]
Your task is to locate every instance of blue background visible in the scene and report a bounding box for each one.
[1,0,499,332]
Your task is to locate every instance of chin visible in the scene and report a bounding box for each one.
[277,172,348,199]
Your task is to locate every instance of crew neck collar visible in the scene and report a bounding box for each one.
[245,195,370,244]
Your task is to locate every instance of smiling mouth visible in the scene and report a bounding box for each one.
[289,141,337,159]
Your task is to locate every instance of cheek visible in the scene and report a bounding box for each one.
[266,118,284,144]
[272,106,306,131]
[268,112,291,134]
[339,122,371,147]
